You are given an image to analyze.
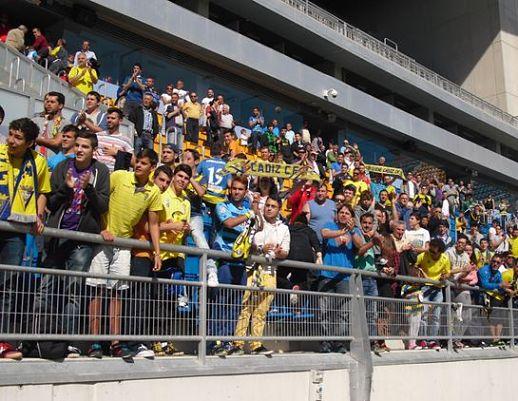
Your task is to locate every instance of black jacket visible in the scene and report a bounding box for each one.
[129,105,160,137]
[46,158,110,235]
[287,223,322,263]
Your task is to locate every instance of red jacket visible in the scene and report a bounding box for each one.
[33,35,49,52]
[288,185,316,224]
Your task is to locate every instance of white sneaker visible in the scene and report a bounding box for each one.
[67,346,81,358]
[178,295,189,308]
[135,344,154,359]
[207,265,219,287]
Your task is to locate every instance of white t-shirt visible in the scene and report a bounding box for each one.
[219,113,234,129]
[201,96,214,107]
[173,88,189,105]
[403,227,430,249]
[253,219,290,275]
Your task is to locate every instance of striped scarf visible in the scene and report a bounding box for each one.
[0,145,39,223]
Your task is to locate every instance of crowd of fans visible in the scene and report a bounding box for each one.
[0,20,517,361]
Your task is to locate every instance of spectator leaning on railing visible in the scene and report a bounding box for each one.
[86,149,162,359]
[0,118,50,360]
[32,131,109,352]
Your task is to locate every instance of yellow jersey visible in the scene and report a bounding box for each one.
[416,251,451,281]
[159,187,191,260]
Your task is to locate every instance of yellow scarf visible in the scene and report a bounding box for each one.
[0,145,38,223]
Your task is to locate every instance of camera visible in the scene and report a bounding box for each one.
[323,88,338,99]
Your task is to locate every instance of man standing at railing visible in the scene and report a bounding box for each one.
[446,235,475,349]
[209,175,260,356]
[414,238,451,350]
[86,149,162,359]
[32,131,109,352]
[0,118,50,360]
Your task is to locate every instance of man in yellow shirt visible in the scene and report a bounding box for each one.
[0,118,50,360]
[181,91,202,144]
[343,168,369,207]
[86,149,162,359]
[68,52,98,94]
[415,238,451,349]
[158,164,191,272]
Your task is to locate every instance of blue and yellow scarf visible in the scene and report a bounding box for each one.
[0,145,39,223]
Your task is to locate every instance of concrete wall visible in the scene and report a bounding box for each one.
[0,369,350,401]
[340,0,518,115]
[372,357,518,401]
[3,355,518,401]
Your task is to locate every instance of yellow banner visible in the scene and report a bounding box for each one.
[364,164,406,179]
[220,159,321,181]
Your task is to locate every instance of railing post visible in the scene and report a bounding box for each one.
[445,282,453,352]
[509,297,515,349]
[197,253,208,364]
[349,272,372,401]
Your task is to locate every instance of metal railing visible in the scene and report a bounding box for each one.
[2,220,518,401]
[0,220,517,357]
[280,0,518,128]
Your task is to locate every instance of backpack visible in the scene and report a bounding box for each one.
[20,341,68,360]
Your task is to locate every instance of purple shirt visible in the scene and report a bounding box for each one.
[60,160,92,231]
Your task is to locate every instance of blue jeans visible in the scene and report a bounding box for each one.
[134,132,155,153]
[362,277,378,337]
[0,232,26,333]
[420,286,443,338]
[33,240,93,334]
[166,126,184,150]
[208,262,246,342]
[318,278,350,339]
[190,214,217,272]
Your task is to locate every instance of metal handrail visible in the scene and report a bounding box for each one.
[39,73,51,96]
[13,77,25,92]
[74,96,85,109]
[279,0,518,128]
[8,56,20,88]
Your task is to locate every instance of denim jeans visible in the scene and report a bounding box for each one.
[190,214,217,272]
[166,126,184,150]
[362,277,378,337]
[420,286,443,338]
[318,278,350,339]
[33,240,93,334]
[0,232,25,332]
[208,262,246,340]
[134,132,155,153]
